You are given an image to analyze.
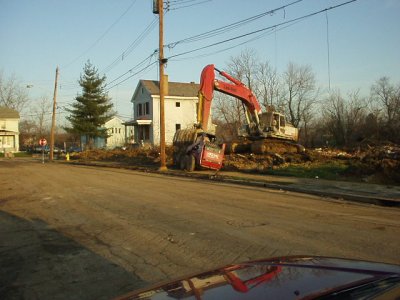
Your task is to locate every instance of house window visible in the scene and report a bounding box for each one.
[175,124,181,131]
[175,102,180,107]
[111,128,114,134]
[145,102,150,115]
[137,103,143,116]
[118,128,121,134]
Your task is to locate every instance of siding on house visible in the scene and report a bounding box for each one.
[105,117,125,149]
[130,80,199,145]
[80,116,126,149]
[0,106,20,152]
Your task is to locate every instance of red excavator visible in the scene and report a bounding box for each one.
[173,64,303,172]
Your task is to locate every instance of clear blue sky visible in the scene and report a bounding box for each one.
[1,0,399,123]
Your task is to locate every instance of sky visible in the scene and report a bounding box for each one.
[1,0,399,125]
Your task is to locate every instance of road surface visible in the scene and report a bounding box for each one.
[1,159,399,299]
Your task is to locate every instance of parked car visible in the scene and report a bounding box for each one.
[68,146,82,153]
[115,256,400,300]
[33,145,50,153]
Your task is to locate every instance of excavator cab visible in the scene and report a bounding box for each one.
[256,111,298,141]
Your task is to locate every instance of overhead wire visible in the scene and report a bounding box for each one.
[169,20,303,62]
[101,16,158,74]
[61,0,138,70]
[166,0,357,60]
[105,51,158,88]
[166,0,212,11]
[105,60,158,91]
[165,0,304,49]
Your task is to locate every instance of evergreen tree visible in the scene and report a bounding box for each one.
[66,61,114,149]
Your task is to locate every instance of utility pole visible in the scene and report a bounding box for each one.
[157,0,167,171]
[49,66,59,161]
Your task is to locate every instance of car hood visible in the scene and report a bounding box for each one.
[115,256,400,300]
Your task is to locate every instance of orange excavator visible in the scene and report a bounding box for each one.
[173,64,303,172]
[197,64,303,154]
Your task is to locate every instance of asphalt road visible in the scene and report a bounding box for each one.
[1,159,399,299]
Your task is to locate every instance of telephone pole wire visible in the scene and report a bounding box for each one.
[49,66,59,161]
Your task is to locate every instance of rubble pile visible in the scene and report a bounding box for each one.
[70,142,399,185]
[347,144,400,184]
[223,152,311,173]
[72,147,174,166]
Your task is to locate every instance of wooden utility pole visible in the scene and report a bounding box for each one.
[158,0,167,171]
[49,66,59,161]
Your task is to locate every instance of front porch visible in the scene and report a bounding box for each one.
[123,119,153,146]
[0,130,19,152]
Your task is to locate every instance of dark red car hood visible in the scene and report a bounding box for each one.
[116,256,400,300]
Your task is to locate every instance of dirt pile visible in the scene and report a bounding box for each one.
[223,143,400,184]
[71,147,174,166]
[346,144,400,184]
[68,142,399,184]
[223,152,311,172]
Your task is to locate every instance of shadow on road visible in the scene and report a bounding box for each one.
[0,211,146,300]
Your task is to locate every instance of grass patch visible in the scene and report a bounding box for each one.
[266,161,349,180]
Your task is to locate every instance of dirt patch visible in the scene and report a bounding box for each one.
[68,143,400,185]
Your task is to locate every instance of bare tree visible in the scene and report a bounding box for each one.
[322,89,367,147]
[281,63,318,129]
[322,89,346,146]
[212,49,260,140]
[19,119,37,149]
[370,77,400,142]
[30,97,52,138]
[0,71,29,112]
[226,48,258,90]
[371,77,399,123]
[213,94,244,141]
[255,60,281,110]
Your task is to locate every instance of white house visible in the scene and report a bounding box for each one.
[126,79,199,146]
[81,116,126,149]
[105,116,125,149]
[0,106,20,152]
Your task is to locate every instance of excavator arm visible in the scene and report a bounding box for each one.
[197,64,262,132]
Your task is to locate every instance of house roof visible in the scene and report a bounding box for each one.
[140,80,199,97]
[0,106,20,118]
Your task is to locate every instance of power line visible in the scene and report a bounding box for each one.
[166,0,212,11]
[169,20,302,62]
[165,0,303,49]
[105,60,158,91]
[326,10,331,91]
[167,0,357,60]
[105,51,158,88]
[101,16,158,74]
[61,0,138,70]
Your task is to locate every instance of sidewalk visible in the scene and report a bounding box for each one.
[208,171,400,207]
[61,159,400,207]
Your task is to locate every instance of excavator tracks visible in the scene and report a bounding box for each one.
[227,139,304,154]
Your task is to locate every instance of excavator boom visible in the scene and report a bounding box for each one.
[198,64,261,132]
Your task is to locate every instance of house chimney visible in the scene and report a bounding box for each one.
[163,74,168,96]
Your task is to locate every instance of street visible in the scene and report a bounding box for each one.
[1,159,400,299]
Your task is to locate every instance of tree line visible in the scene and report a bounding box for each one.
[0,61,114,150]
[2,52,399,150]
[212,49,400,148]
